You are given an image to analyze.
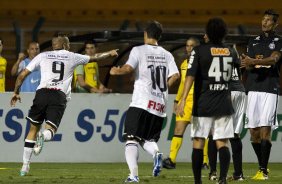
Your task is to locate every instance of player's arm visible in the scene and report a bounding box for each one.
[10,69,31,106]
[175,76,194,117]
[168,73,180,89]
[89,49,118,62]
[76,74,93,92]
[110,64,134,75]
[241,51,281,68]
[11,53,25,76]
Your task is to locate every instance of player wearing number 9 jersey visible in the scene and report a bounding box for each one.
[176,18,236,184]
[110,21,179,183]
[10,34,118,176]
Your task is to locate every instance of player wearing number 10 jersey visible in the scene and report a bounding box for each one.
[10,35,118,176]
[110,21,179,183]
[176,18,236,184]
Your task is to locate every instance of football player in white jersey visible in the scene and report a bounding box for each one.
[10,35,118,176]
[110,21,179,183]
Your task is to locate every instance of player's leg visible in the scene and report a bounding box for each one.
[163,98,192,169]
[256,92,278,180]
[202,138,209,170]
[21,89,46,176]
[192,137,205,184]
[20,123,41,176]
[229,91,245,180]
[259,126,272,179]
[245,91,262,179]
[125,139,140,183]
[123,107,141,182]
[140,113,164,177]
[34,90,67,155]
[208,135,217,180]
[163,120,188,169]
[213,115,234,184]
[229,134,244,180]
[191,117,213,184]
[250,127,262,179]
[216,139,230,184]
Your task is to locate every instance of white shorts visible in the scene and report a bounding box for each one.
[231,91,246,134]
[191,116,234,140]
[245,91,279,129]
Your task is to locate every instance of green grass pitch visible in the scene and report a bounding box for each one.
[0,163,281,183]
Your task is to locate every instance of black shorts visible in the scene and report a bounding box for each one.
[123,107,164,142]
[26,88,67,129]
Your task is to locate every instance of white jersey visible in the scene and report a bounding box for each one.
[126,44,179,117]
[26,50,90,99]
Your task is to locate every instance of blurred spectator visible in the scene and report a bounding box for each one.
[11,42,40,92]
[74,40,112,93]
[0,38,7,92]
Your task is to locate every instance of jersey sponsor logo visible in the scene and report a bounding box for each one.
[147,100,165,113]
[252,43,259,46]
[31,78,39,84]
[253,55,271,68]
[209,83,229,90]
[255,36,260,40]
[269,43,275,49]
[210,48,230,56]
[47,54,56,58]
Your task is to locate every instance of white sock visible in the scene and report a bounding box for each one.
[42,129,54,141]
[125,141,139,177]
[142,141,159,157]
[23,139,35,165]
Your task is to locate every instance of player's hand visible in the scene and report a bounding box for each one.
[10,93,21,107]
[109,49,119,57]
[173,101,178,114]
[110,66,120,75]
[18,52,26,61]
[240,54,254,68]
[175,100,185,117]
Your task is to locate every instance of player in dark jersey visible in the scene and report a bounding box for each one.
[208,45,246,181]
[176,17,235,184]
[241,9,282,180]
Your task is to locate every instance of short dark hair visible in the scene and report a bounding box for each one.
[145,21,163,41]
[188,37,200,46]
[264,9,279,23]
[84,40,97,48]
[206,17,227,44]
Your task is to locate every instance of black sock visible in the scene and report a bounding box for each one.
[230,138,243,176]
[208,135,217,173]
[192,148,203,184]
[218,146,230,181]
[24,141,35,148]
[251,142,262,168]
[261,139,272,174]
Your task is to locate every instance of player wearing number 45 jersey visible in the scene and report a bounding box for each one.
[176,18,236,184]
[10,34,118,176]
[110,21,179,183]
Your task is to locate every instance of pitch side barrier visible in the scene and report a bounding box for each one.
[0,93,282,162]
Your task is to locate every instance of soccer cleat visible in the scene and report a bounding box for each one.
[162,157,176,169]
[124,175,139,183]
[228,174,245,181]
[152,152,163,177]
[19,164,30,176]
[254,170,268,180]
[216,179,227,184]
[201,163,209,170]
[209,171,217,181]
[33,131,44,156]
